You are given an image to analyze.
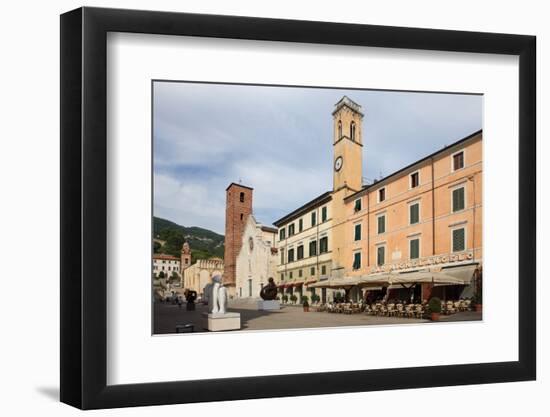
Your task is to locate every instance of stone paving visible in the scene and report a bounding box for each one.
[153,300,482,334]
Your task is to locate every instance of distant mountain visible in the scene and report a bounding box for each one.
[153,216,224,261]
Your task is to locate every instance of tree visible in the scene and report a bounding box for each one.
[169,271,180,283]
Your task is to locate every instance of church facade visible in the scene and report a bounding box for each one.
[234,215,278,299]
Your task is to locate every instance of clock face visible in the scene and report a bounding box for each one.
[334,156,343,172]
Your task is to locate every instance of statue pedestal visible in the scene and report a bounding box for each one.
[257,300,280,311]
[202,312,241,332]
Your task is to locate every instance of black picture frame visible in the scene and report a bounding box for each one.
[60,6,536,410]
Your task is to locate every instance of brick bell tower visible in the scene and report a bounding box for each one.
[223,182,253,296]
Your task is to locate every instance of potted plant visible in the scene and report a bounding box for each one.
[290,294,298,304]
[311,294,320,304]
[281,295,288,304]
[301,296,310,312]
[428,297,442,321]
[472,294,482,313]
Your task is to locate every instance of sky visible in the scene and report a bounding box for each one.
[153,82,482,235]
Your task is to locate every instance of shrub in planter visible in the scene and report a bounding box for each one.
[282,295,288,304]
[301,296,309,311]
[290,294,298,304]
[428,297,442,321]
[472,294,482,312]
[311,294,321,304]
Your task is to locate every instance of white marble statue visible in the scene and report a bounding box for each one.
[218,285,227,314]
[208,275,227,315]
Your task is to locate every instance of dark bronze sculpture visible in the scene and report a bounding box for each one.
[184,289,197,311]
[260,277,278,300]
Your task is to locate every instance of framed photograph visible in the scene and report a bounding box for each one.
[60,6,536,410]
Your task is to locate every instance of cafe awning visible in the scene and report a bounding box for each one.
[389,270,467,285]
[358,273,394,287]
[357,269,472,287]
[308,277,360,289]
[439,264,478,286]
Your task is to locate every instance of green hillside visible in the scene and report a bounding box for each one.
[153,216,224,261]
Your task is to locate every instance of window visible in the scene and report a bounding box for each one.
[240,213,244,220]
[452,228,466,252]
[298,218,303,232]
[452,186,465,212]
[350,121,356,141]
[248,279,252,297]
[288,248,295,263]
[319,236,328,253]
[239,192,245,202]
[409,202,420,225]
[453,151,465,171]
[377,214,386,234]
[299,269,303,277]
[279,228,286,240]
[353,252,361,270]
[280,249,285,265]
[311,212,317,226]
[321,206,327,222]
[297,245,304,260]
[288,223,295,236]
[354,198,362,212]
[309,240,317,257]
[354,224,362,241]
[377,246,385,266]
[338,120,342,138]
[410,238,420,259]
[310,267,315,275]
[378,187,386,202]
[289,272,293,279]
[280,273,284,281]
[185,258,189,264]
[321,265,327,275]
[410,171,419,188]
[239,287,242,297]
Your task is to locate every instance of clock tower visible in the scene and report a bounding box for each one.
[332,96,363,192]
[330,96,364,279]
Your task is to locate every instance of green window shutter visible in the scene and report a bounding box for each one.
[377,246,385,266]
[354,224,361,241]
[378,216,385,234]
[453,187,465,212]
[309,240,317,256]
[354,199,361,211]
[311,212,316,226]
[410,239,419,259]
[353,252,361,269]
[410,204,419,224]
[453,228,465,252]
[322,206,327,222]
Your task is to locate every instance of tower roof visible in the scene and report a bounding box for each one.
[225,182,254,191]
[332,95,364,117]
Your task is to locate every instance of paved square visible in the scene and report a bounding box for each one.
[154,301,481,334]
